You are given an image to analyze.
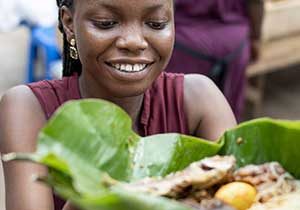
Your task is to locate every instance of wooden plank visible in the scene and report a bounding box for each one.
[263,0,300,41]
[246,34,300,78]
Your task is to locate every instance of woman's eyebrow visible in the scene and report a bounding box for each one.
[87,2,121,14]
[145,4,165,12]
[144,4,172,17]
[89,1,166,12]
[85,1,170,17]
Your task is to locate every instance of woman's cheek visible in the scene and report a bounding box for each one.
[150,28,175,63]
[77,26,115,62]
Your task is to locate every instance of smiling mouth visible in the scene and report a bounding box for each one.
[105,62,151,73]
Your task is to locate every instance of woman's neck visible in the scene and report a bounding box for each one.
[78,73,145,131]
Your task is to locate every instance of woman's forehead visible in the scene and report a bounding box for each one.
[74,0,173,11]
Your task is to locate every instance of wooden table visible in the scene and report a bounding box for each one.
[246,33,300,117]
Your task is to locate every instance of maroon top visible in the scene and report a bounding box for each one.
[27,72,189,210]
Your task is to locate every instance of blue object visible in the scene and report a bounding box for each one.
[26,26,61,83]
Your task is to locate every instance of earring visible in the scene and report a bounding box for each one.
[69,38,79,60]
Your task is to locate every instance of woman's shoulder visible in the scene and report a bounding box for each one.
[0,85,45,119]
[0,85,47,149]
[183,74,236,140]
[0,85,41,109]
[183,74,216,131]
[183,74,225,115]
[184,74,218,98]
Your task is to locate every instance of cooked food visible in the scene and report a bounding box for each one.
[233,162,300,203]
[180,198,236,210]
[123,156,236,198]
[123,156,300,210]
[248,191,300,210]
[215,182,257,210]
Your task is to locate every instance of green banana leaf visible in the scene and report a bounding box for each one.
[3,99,220,210]
[2,99,300,210]
[220,118,300,178]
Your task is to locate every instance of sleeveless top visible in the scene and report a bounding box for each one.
[27,72,189,210]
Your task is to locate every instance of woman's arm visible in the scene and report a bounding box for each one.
[184,75,237,141]
[246,0,265,61]
[0,86,54,210]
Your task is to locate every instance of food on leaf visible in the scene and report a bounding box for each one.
[2,100,300,210]
[181,198,235,210]
[234,162,300,203]
[215,182,256,210]
[123,156,235,198]
[248,190,300,210]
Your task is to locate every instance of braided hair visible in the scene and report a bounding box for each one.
[56,0,82,76]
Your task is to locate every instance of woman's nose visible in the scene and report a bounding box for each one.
[116,25,148,53]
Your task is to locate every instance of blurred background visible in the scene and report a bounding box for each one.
[1,0,300,209]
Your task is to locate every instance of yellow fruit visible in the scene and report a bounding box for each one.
[215,181,257,210]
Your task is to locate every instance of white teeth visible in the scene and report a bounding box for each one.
[126,64,132,71]
[134,64,140,71]
[121,64,127,71]
[111,63,148,72]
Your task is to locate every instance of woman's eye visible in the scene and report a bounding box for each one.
[146,21,168,30]
[93,20,118,29]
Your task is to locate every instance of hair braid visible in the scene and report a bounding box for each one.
[56,0,82,76]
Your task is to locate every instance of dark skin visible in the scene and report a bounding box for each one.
[0,1,236,210]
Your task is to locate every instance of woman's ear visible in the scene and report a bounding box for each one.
[60,5,75,42]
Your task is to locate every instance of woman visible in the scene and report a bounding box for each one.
[0,0,236,210]
[166,0,264,120]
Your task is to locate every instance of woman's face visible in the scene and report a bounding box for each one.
[62,0,174,98]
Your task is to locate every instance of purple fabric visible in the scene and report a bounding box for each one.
[167,0,251,119]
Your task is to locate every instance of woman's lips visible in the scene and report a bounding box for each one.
[103,61,154,82]
[105,62,149,73]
